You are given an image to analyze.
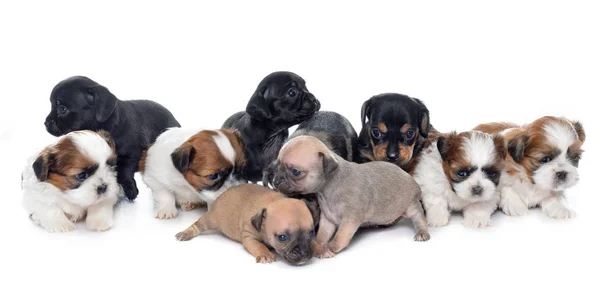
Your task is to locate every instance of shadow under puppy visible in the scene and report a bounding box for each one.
[357,93,434,171]
[139,128,245,219]
[22,130,121,232]
[222,71,320,183]
[44,76,181,201]
[412,131,506,228]
[176,184,319,265]
[269,135,430,258]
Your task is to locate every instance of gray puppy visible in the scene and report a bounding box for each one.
[269,135,430,258]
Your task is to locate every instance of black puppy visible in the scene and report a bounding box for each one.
[357,93,434,172]
[44,76,180,200]
[222,71,320,183]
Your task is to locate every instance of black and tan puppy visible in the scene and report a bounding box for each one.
[44,76,180,200]
[175,184,318,265]
[357,93,434,172]
[222,71,320,183]
[270,136,430,258]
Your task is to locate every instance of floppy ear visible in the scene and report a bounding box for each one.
[302,196,321,228]
[360,98,373,128]
[493,134,508,160]
[319,152,339,177]
[170,143,195,174]
[251,208,267,232]
[96,130,116,152]
[33,152,54,182]
[507,134,529,163]
[571,120,586,143]
[246,86,271,121]
[413,98,430,137]
[88,84,118,123]
[437,132,457,160]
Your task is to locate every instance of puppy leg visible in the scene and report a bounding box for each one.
[242,237,277,264]
[422,194,450,227]
[541,194,574,219]
[404,200,431,241]
[462,200,497,228]
[34,209,76,233]
[86,201,115,232]
[323,220,361,257]
[312,214,337,258]
[117,155,140,201]
[499,187,529,216]
[153,188,178,220]
[175,213,218,241]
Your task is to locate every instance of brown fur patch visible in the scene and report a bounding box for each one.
[46,137,97,191]
[400,124,412,133]
[139,143,153,173]
[372,141,388,160]
[221,129,246,169]
[377,122,388,133]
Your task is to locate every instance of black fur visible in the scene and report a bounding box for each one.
[44,76,180,200]
[507,134,529,163]
[222,71,320,183]
[357,93,434,171]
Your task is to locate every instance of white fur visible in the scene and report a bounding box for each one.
[21,131,120,232]
[141,127,243,219]
[498,120,580,219]
[413,132,500,229]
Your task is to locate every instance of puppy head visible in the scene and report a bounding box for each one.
[245,71,320,126]
[268,136,339,195]
[438,131,506,203]
[251,198,315,265]
[33,130,118,207]
[360,93,430,166]
[506,116,585,191]
[170,129,246,192]
[45,76,118,136]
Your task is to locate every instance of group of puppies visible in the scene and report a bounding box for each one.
[21,71,586,265]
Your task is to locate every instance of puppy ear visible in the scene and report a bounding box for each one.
[88,84,118,123]
[33,152,54,182]
[251,208,267,232]
[171,143,195,174]
[246,86,271,121]
[319,152,339,176]
[96,130,116,152]
[571,120,586,143]
[413,98,430,137]
[360,98,373,128]
[302,196,321,228]
[493,134,507,160]
[507,133,529,164]
[436,132,457,160]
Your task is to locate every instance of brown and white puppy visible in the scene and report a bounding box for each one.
[412,131,506,228]
[474,116,585,218]
[175,184,317,265]
[22,130,121,232]
[139,127,245,219]
[269,136,430,258]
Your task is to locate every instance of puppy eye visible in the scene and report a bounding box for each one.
[371,128,383,139]
[291,169,302,177]
[75,172,88,181]
[57,105,68,115]
[208,173,221,181]
[277,234,289,242]
[287,88,298,97]
[540,156,553,164]
[456,170,468,178]
[405,129,415,139]
[485,170,498,179]
[309,230,316,238]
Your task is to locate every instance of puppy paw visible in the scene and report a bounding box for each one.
[414,230,431,241]
[175,230,195,241]
[463,215,492,229]
[255,252,277,264]
[42,220,76,233]
[179,201,205,212]
[155,207,178,220]
[314,245,336,259]
[427,216,449,227]
[543,205,574,219]
[86,216,114,232]
[122,181,139,201]
[66,211,86,223]
[501,204,529,217]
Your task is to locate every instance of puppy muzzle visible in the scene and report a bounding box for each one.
[282,243,313,265]
[44,118,62,136]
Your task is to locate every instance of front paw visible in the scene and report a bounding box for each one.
[543,205,574,219]
[463,215,492,229]
[42,220,76,233]
[179,201,205,212]
[155,206,178,220]
[427,215,449,227]
[314,244,336,259]
[86,215,114,232]
[175,230,195,241]
[121,181,139,201]
[501,203,529,216]
[255,252,277,264]
[414,230,431,241]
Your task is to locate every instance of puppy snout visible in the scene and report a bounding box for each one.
[471,185,483,196]
[386,152,399,162]
[97,183,108,194]
[556,171,568,181]
[286,244,312,265]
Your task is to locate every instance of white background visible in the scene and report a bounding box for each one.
[1,1,598,287]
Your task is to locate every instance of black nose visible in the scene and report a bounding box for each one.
[472,186,483,196]
[273,178,281,188]
[556,171,568,181]
[44,119,54,129]
[387,152,399,162]
[97,184,107,194]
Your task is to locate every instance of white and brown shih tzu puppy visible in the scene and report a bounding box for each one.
[139,128,245,219]
[475,116,585,219]
[412,131,506,228]
[21,130,121,232]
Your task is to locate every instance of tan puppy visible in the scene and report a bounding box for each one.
[269,135,430,258]
[175,184,317,265]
